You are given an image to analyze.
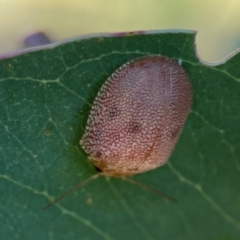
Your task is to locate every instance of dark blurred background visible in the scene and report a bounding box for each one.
[0,0,240,62]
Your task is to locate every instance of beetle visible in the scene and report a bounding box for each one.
[43,55,192,210]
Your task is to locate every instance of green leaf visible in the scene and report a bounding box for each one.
[0,30,239,240]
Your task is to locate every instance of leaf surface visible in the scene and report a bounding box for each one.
[0,30,240,240]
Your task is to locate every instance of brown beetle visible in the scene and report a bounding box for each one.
[43,56,192,210]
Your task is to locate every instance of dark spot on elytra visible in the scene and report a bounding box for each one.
[129,121,141,133]
[108,106,121,119]
[96,151,102,158]
[171,127,181,139]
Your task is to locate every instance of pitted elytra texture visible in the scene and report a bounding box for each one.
[80,56,192,176]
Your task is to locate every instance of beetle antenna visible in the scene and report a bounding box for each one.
[122,177,177,203]
[43,173,101,210]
